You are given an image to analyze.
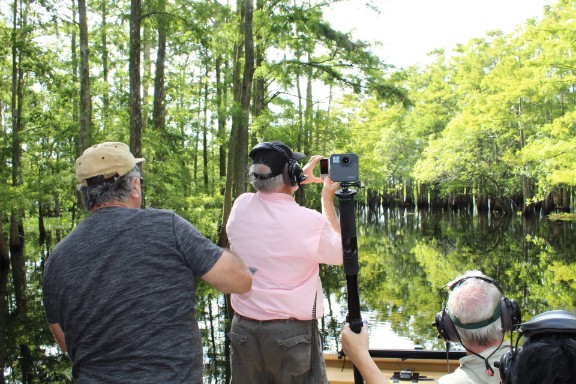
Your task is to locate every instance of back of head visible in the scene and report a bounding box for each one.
[508,310,576,384]
[248,141,306,191]
[75,142,145,209]
[511,334,576,384]
[248,163,286,193]
[447,275,504,346]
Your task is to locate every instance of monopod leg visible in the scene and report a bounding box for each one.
[337,187,363,383]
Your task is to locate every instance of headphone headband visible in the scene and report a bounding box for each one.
[451,301,502,330]
[446,272,502,292]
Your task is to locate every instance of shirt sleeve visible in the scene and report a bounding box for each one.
[42,280,57,323]
[173,214,224,276]
[42,258,61,324]
[317,221,343,265]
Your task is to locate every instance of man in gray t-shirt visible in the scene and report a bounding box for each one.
[42,142,252,383]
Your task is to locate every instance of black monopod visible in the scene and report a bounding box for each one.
[337,180,363,384]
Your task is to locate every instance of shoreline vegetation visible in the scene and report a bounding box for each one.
[548,213,576,222]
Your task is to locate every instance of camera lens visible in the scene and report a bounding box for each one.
[343,156,350,164]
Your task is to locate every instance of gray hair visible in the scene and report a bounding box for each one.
[447,277,504,346]
[78,166,141,210]
[249,163,285,193]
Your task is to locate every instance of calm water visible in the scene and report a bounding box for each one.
[200,209,576,381]
[12,209,575,383]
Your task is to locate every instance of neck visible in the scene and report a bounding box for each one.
[279,184,298,195]
[91,201,130,212]
[464,339,502,355]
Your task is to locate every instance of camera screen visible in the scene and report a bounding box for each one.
[320,159,329,175]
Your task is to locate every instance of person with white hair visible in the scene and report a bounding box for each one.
[341,271,521,384]
[434,271,520,383]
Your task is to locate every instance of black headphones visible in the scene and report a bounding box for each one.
[495,309,576,384]
[433,273,521,343]
[249,142,306,186]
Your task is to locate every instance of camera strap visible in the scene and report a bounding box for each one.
[309,290,318,379]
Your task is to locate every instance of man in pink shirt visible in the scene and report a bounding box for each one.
[227,141,343,383]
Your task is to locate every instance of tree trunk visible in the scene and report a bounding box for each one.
[252,0,265,127]
[194,86,201,182]
[561,186,570,212]
[100,0,110,130]
[129,0,143,159]
[153,0,166,134]
[543,192,555,215]
[303,56,313,152]
[516,97,534,215]
[70,1,85,210]
[78,0,92,152]
[203,62,209,189]
[294,60,314,206]
[236,0,254,195]
[10,0,26,318]
[10,3,28,376]
[0,216,10,384]
[71,1,79,151]
[417,183,428,209]
[216,55,227,185]
[219,0,254,247]
[142,26,151,133]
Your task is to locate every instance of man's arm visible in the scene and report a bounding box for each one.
[202,249,252,293]
[321,177,341,234]
[299,154,341,233]
[49,323,68,353]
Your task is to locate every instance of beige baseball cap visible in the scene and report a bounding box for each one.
[75,142,145,184]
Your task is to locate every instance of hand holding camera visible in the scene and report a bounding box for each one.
[303,153,360,186]
[300,155,326,184]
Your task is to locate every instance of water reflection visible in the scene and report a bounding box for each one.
[22,209,576,383]
[199,209,576,381]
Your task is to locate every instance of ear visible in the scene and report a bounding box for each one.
[131,177,140,197]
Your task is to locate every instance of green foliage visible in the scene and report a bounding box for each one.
[548,213,576,222]
[3,0,576,381]
[520,110,576,195]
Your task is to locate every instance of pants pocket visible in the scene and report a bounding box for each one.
[227,331,248,346]
[276,333,311,376]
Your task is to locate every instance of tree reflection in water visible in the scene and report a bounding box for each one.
[200,209,576,382]
[8,209,574,383]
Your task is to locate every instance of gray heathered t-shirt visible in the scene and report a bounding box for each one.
[42,207,223,383]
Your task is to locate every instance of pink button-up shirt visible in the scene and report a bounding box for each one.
[227,192,343,320]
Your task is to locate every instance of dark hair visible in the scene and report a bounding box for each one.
[511,334,576,384]
[79,166,141,210]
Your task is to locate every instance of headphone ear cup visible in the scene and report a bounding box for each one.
[283,161,304,186]
[501,297,522,332]
[282,163,294,186]
[434,309,460,342]
[291,162,305,185]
